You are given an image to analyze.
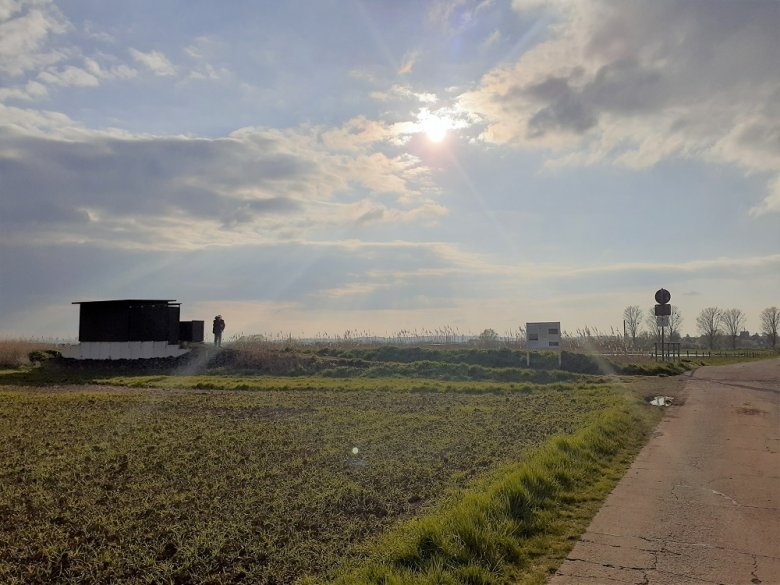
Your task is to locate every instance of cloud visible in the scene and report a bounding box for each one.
[0,239,471,319]
[749,176,780,217]
[547,254,780,284]
[0,4,143,102]
[183,36,218,60]
[0,0,68,76]
[83,57,138,81]
[0,79,47,100]
[458,0,780,213]
[82,19,115,43]
[37,64,99,87]
[321,116,395,151]
[181,36,231,82]
[2,60,137,101]
[188,63,224,81]
[0,109,444,249]
[0,237,511,340]
[1,232,776,338]
[129,47,176,76]
[0,102,101,139]
[370,84,439,104]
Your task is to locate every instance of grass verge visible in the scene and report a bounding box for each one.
[317,396,658,585]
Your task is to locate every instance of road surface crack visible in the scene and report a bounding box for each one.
[564,557,653,571]
[751,555,762,583]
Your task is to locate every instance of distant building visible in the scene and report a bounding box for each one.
[60,299,203,360]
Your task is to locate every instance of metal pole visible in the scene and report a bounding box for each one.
[661,326,665,362]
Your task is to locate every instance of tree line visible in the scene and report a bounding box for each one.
[623,305,779,350]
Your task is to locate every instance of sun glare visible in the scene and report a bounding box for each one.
[421,115,449,143]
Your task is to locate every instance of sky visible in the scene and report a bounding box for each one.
[1,0,779,341]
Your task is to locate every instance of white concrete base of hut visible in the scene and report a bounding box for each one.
[60,341,191,360]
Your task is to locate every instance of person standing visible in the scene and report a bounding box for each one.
[212,315,225,347]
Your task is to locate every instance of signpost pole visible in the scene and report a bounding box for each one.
[661,325,665,362]
[654,288,672,363]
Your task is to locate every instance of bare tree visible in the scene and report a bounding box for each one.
[623,305,643,347]
[760,306,779,348]
[696,307,722,349]
[667,306,684,341]
[721,308,746,350]
[646,307,662,343]
[478,328,499,348]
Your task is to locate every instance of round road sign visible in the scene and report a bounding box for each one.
[655,288,671,304]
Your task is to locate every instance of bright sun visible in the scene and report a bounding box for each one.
[421,116,449,143]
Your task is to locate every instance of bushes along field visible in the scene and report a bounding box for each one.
[21,344,694,381]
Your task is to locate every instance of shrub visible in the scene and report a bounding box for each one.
[27,349,62,365]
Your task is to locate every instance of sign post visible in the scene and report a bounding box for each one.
[654,289,671,361]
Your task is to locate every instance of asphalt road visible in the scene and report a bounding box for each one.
[549,358,780,585]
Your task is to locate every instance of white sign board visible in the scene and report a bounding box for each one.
[526,322,562,351]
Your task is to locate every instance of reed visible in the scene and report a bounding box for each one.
[0,338,57,368]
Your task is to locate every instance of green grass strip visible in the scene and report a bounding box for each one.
[0,368,601,395]
[317,396,657,585]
